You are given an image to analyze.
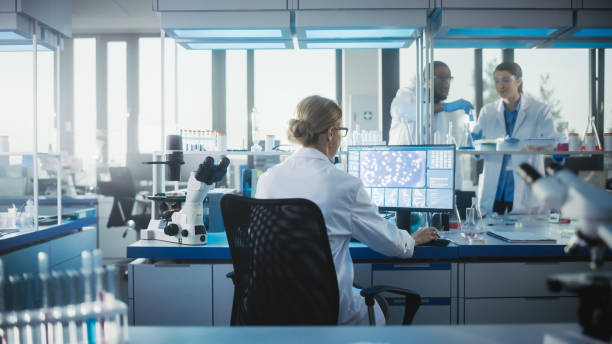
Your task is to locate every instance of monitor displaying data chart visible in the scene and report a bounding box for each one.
[347,145,455,211]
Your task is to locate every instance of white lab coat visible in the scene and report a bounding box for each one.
[256,148,415,325]
[475,95,560,215]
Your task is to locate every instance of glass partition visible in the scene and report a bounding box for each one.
[254,49,336,146]
[515,49,589,133]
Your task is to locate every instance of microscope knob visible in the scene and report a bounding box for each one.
[181,229,189,237]
[164,223,180,236]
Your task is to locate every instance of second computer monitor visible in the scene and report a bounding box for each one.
[347,145,455,212]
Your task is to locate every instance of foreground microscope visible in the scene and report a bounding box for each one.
[518,163,612,341]
[143,156,230,245]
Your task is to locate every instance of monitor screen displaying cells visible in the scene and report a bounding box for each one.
[348,145,455,211]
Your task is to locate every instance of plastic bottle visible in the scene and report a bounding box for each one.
[23,200,35,228]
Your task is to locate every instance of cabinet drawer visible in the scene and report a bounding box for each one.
[373,263,452,298]
[387,297,455,325]
[463,262,606,298]
[133,262,212,326]
[212,264,234,326]
[49,227,97,266]
[464,297,578,324]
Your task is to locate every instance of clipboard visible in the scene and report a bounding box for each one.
[487,231,556,243]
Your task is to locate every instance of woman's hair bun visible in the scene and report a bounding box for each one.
[288,118,315,143]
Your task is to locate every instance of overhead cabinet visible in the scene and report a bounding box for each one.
[153,0,288,11]
[438,0,573,9]
[297,0,430,9]
[0,0,71,38]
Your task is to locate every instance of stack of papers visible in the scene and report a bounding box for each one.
[487,231,556,243]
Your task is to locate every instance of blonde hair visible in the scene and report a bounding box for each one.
[287,95,342,146]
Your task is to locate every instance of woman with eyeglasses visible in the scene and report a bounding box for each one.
[473,62,561,216]
[255,95,439,325]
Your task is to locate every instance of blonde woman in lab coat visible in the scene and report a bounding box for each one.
[255,95,439,325]
[474,62,561,215]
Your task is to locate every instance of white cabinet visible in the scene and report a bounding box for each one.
[130,261,213,326]
[460,261,612,324]
[372,263,458,325]
[464,297,579,324]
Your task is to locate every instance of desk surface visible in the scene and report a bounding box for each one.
[0,212,97,254]
[127,219,600,261]
[0,196,98,206]
[128,323,587,344]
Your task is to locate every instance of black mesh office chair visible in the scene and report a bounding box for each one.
[220,194,421,326]
[98,167,150,235]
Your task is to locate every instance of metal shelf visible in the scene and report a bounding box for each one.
[455,150,610,156]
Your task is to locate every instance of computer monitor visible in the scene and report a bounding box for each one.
[347,145,456,212]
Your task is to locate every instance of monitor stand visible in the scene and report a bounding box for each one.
[396,210,451,233]
[396,210,412,233]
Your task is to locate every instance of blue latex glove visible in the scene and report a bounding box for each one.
[551,146,568,164]
[444,99,474,114]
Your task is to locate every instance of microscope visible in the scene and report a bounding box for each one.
[141,134,230,245]
[518,163,612,341]
[142,156,229,245]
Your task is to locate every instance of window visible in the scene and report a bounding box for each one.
[139,38,213,153]
[73,38,97,185]
[138,37,176,153]
[0,47,54,152]
[481,49,502,106]
[107,41,127,166]
[399,43,417,91]
[226,50,247,149]
[434,49,476,107]
[175,43,212,133]
[254,49,336,145]
[515,49,589,133]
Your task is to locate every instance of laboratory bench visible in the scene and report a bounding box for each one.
[127,323,586,344]
[126,220,612,327]
[0,208,98,278]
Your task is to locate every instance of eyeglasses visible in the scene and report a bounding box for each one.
[434,76,454,84]
[334,127,349,138]
[494,76,516,85]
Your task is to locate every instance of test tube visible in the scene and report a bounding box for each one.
[92,249,105,343]
[0,258,6,344]
[37,252,53,344]
[50,271,66,344]
[80,251,97,344]
[7,275,21,343]
[65,270,80,344]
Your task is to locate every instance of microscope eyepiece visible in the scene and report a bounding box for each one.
[517,163,542,185]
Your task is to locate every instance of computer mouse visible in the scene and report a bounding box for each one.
[425,238,451,247]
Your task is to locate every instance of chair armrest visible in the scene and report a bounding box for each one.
[360,285,420,303]
[226,271,236,285]
[360,285,421,325]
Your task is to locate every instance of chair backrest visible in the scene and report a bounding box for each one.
[220,194,339,326]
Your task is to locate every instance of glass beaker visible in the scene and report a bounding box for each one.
[584,116,601,151]
[458,122,475,149]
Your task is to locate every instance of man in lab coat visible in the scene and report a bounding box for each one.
[256,95,439,325]
[390,61,474,188]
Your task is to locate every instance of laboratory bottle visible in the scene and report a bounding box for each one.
[446,122,457,146]
[449,195,462,230]
[557,121,569,151]
[583,116,601,151]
